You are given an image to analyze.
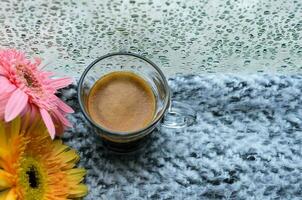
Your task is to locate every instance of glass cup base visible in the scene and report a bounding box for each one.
[101,134,151,154]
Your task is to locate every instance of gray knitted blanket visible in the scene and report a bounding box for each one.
[61,74,302,200]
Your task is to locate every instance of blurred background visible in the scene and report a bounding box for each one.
[0,0,301,76]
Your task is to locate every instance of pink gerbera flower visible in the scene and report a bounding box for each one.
[0,49,74,139]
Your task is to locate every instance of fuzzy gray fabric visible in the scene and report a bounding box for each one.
[61,74,302,200]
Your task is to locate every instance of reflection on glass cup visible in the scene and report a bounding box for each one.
[78,52,196,153]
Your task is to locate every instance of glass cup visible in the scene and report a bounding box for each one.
[78,52,196,153]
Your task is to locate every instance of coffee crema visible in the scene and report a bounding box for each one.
[87,71,156,132]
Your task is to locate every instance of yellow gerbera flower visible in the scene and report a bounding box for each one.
[0,116,88,200]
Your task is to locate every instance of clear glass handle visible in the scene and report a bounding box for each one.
[161,100,197,129]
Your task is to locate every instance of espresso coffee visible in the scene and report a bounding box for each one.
[87,71,156,132]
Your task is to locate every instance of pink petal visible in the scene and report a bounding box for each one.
[0,104,6,119]
[0,91,11,101]
[34,57,42,66]
[0,58,10,74]
[0,66,7,76]
[51,77,73,89]
[30,105,38,121]
[24,105,38,128]
[56,97,74,113]
[52,109,72,127]
[52,114,64,136]
[21,106,32,130]
[0,76,16,93]
[40,108,56,139]
[20,103,30,116]
[42,71,55,77]
[0,92,11,118]
[51,78,72,89]
[0,106,4,118]
[5,89,28,122]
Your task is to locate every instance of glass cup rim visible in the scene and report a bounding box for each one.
[77,52,171,137]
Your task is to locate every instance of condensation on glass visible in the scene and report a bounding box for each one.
[0,0,301,76]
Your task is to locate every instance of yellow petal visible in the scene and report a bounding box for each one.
[52,140,68,155]
[0,159,4,169]
[0,189,16,200]
[58,149,79,164]
[0,170,12,191]
[35,119,47,134]
[68,184,88,199]
[0,190,9,200]
[66,168,86,184]
[0,121,7,148]
[5,189,17,200]
[10,117,20,139]
[0,120,4,132]
[20,112,31,130]
[0,149,8,161]
[27,117,43,134]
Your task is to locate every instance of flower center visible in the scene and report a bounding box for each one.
[26,166,39,188]
[23,73,36,88]
[19,156,46,200]
[16,65,41,89]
